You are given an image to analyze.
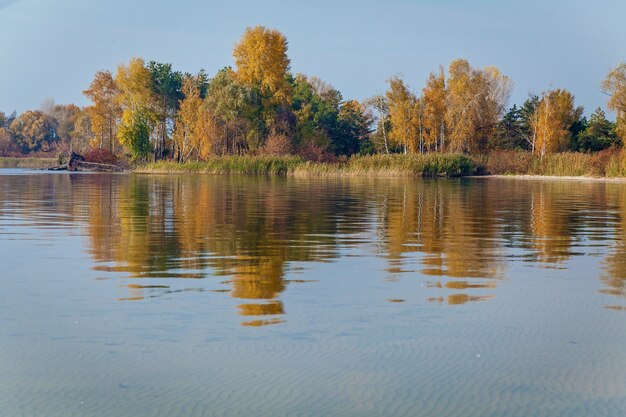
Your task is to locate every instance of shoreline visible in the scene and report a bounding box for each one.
[3,153,626,181]
[470,174,626,183]
[3,166,626,182]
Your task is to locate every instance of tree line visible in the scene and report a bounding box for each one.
[1,26,625,161]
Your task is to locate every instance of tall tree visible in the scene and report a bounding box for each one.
[72,108,95,153]
[147,61,182,160]
[602,63,626,144]
[494,105,524,150]
[117,109,152,160]
[291,74,340,153]
[83,70,121,153]
[115,58,155,160]
[422,66,446,152]
[576,108,619,152]
[205,67,259,155]
[520,95,540,152]
[9,110,57,153]
[333,100,372,156]
[365,95,390,154]
[49,104,82,151]
[233,26,291,112]
[386,76,419,153]
[445,59,512,153]
[174,73,214,161]
[532,89,583,157]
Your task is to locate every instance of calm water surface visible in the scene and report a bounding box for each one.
[1,170,626,416]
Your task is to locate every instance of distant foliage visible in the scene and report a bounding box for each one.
[3,26,624,171]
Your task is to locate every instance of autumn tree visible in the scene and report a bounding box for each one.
[83,70,121,153]
[602,63,626,144]
[115,58,155,160]
[9,110,57,153]
[422,67,446,151]
[205,67,260,155]
[532,89,583,157]
[233,25,291,139]
[118,109,152,160]
[386,76,420,153]
[173,73,212,161]
[48,104,83,152]
[445,59,512,153]
[72,109,95,153]
[0,112,16,155]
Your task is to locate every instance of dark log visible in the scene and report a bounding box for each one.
[73,161,125,172]
[46,152,125,172]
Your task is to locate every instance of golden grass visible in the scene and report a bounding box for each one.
[0,157,57,169]
[478,149,626,178]
[137,154,476,177]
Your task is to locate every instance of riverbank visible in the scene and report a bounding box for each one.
[4,150,626,179]
[473,174,626,183]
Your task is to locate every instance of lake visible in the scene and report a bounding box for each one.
[1,170,626,417]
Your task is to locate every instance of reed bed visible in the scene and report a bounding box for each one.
[0,157,57,169]
[478,150,626,178]
[136,154,476,177]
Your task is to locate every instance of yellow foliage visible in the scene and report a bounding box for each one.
[445,59,511,153]
[386,76,420,153]
[422,67,446,151]
[83,70,120,152]
[233,26,291,107]
[532,89,579,157]
[603,63,626,145]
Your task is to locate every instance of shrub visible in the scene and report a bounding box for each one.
[298,144,337,163]
[261,133,294,156]
[84,148,118,165]
[478,150,534,175]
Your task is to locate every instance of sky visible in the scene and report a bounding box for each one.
[1,0,625,116]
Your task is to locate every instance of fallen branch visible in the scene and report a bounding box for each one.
[46,152,126,172]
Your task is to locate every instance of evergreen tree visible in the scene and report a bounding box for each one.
[576,108,620,152]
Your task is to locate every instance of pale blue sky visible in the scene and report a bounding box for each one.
[1,0,625,115]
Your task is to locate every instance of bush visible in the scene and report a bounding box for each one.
[477,149,626,177]
[261,133,294,156]
[84,148,118,165]
[478,150,534,175]
[605,149,626,177]
[297,144,337,163]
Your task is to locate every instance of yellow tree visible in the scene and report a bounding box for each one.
[446,59,476,152]
[445,59,512,153]
[233,26,291,108]
[115,57,155,159]
[602,63,626,144]
[476,66,513,151]
[386,76,420,153]
[532,89,581,157]
[83,70,121,152]
[174,75,203,162]
[422,67,446,152]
